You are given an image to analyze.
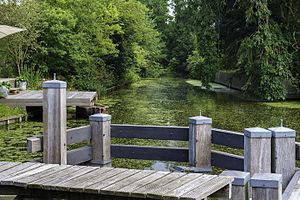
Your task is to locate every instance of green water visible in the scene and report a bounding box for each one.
[101,77,300,136]
[1,77,300,170]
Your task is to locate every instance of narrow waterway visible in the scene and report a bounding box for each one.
[101,77,300,135]
[1,77,300,170]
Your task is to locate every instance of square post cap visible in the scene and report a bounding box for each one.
[43,80,67,89]
[244,127,271,138]
[250,173,282,188]
[268,127,296,138]
[220,170,250,186]
[89,114,111,122]
[189,116,212,125]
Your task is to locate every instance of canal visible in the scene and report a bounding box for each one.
[1,77,300,169]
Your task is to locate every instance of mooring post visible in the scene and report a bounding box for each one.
[43,80,67,164]
[89,113,112,167]
[250,173,282,200]
[220,170,250,200]
[188,115,212,172]
[244,127,272,175]
[268,127,296,189]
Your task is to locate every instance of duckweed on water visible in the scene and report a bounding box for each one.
[1,77,300,170]
[0,104,25,119]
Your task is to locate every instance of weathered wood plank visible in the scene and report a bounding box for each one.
[67,146,92,165]
[28,166,84,189]
[0,90,97,107]
[212,128,244,149]
[146,173,203,199]
[111,145,189,162]
[55,167,113,192]
[131,173,187,198]
[111,124,189,141]
[165,175,217,200]
[283,170,300,200]
[1,164,57,186]
[43,166,98,191]
[84,169,140,194]
[67,125,91,145]
[212,150,244,171]
[0,163,38,181]
[12,164,72,188]
[101,170,155,195]
[69,168,126,193]
[0,162,21,173]
[179,176,232,200]
[115,171,170,197]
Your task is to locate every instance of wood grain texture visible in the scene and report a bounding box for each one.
[231,185,248,200]
[272,137,295,189]
[285,171,300,200]
[189,123,211,169]
[67,125,91,145]
[43,88,67,164]
[90,119,111,165]
[252,187,282,200]
[0,90,97,107]
[244,137,271,175]
[0,162,233,200]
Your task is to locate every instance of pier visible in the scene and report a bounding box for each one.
[1,79,300,199]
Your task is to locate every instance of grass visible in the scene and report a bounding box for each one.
[261,101,300,109]
[0,104,25,119]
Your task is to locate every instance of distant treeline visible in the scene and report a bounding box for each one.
[0,0,299,100]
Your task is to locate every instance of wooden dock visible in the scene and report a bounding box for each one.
[0,90,97,107]
[0,162,233,200]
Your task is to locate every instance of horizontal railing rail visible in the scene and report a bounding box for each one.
[27,124,300,168]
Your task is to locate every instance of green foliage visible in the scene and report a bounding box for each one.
[0,82,12,89]
[0,0,164,93]
[0,0,41,76]
[237,0,293,100]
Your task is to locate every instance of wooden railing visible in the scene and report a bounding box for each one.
[27,124,246,170]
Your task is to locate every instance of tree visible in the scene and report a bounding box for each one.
[0,0,40,76]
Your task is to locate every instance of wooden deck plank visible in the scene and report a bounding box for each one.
[69,168,127,193]
[28,166,84,189]
[43,166,99,191]
[0,163,233,199]
[0,163,38,181]
[147,173,204,199]
[116,171,170,197]
[101,170,156,195]
[0,162,21,173]
[179,176,232,200]
[132,173,187,198]
[1,164,58,186]
[55,167,114,192]
[12,165,71,188]
[84,169,140,194]
[165,174,217,200]
[0,90,97,107]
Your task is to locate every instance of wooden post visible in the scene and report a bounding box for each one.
[220,170,250,200]
[189,116,212,172]
[89,113,112,166]
[43,80,67,164]
[244,127,272,175]
[268,127,296,190]
[250,173,282,200]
